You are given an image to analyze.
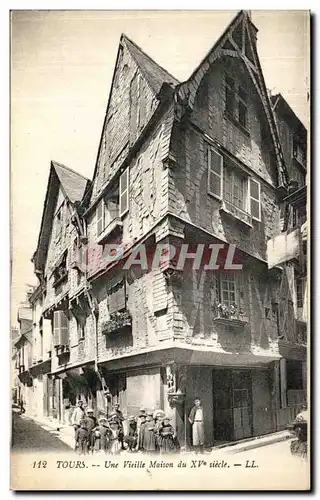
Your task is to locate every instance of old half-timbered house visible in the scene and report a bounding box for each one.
[267,93,308,430]
[31,161,91,424]
[24,10,308,446]
[74,10,308,447]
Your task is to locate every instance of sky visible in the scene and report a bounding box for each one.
[10,10,309,326]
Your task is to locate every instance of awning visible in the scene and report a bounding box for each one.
[98,343,281,372]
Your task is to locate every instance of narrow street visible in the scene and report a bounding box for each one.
[11,411,72,452]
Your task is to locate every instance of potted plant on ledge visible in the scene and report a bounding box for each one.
[213,303,248,326]
[102,310,132,336]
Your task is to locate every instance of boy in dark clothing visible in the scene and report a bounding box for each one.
[137,414,146,451]
[75,419,89,455]
[83,408,97,452]
[92,417,111,454]
[124,416,138,452]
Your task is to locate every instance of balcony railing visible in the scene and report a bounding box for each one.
[220,200,252,227]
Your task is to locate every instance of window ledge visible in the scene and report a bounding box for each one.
[219,201,253,228]
[97,217,123,245]
[213,315,249,327]
[224,111,250,137]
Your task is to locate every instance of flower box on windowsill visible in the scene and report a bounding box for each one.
[97,217,123,245]
[102,311,132,336]
[213,304,248,327]
[213,315,249,327]
[220,200,252,228]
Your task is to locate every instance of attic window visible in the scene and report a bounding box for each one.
[225,74,249,133]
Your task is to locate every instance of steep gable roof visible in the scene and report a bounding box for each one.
[176,10,289,189]
[122,35,179,95]
[52,161,89,204]
[271,93,307,142]
[84,34,179,210]
[33,162,89,272]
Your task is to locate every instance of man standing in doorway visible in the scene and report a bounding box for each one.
[188,398,205,454]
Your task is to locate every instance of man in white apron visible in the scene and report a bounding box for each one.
[188,398,204,454]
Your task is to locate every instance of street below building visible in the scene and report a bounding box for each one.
[11,411,72,453]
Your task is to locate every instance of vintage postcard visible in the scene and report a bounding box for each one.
[10,9,310,491]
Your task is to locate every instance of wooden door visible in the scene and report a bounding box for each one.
[232,370,253,440]
[213,369,233,441]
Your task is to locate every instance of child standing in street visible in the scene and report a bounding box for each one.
[108,416,122,455]
[92,417,111,454]
[158,417,177,454]
[143,412,157,454]
[75,419,89,455]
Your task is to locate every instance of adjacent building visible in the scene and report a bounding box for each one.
[15,10,308,448]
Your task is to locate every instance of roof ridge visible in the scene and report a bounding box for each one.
[51,160,90,182]
[121,34,179,85]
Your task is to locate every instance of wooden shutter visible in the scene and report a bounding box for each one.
[96,200,105,236]
[249,178,261,221]
[53,310,69,347]
[208,148,223,198]
[119,168,129,216]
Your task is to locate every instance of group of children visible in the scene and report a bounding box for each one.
[125,409,179,454]
[73,404,179,455]
[75,407,124,455]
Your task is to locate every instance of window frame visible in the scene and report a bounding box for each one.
[213,272,239,307]
[219,272,238,307]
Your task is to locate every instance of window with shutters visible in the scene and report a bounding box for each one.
[207,146,261,224]
[107,276,127,314]
[119,168,129,217]
[53,310,69,347]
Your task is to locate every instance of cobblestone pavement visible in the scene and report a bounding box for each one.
[11,411,72,452]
